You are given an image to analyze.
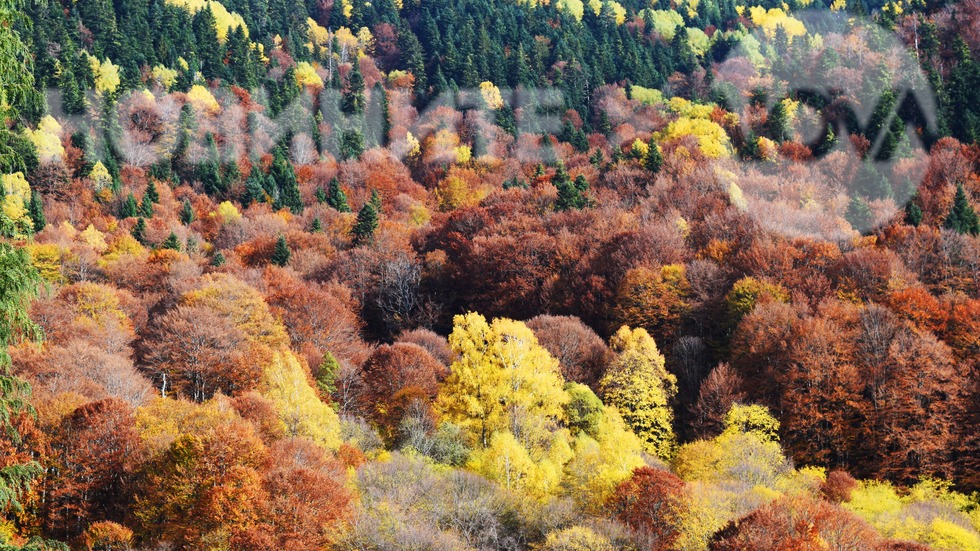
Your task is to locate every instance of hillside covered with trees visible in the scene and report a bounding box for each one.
[4,0,980,547]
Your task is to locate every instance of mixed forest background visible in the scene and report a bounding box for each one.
[4,0,980,547]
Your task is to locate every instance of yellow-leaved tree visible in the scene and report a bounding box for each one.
[294,61,323,88]
[599,326,677,459]
[437,313,649,501]
[23,115,64,162]
[541,526,615,551]
[671,404,805,551]
[261,350,342,450]
[469,429,573,498]
[436,313,572,498]
[436,313,568,448]
[1,172,33,237]
[183,273,289,348]
[561,383,646,511]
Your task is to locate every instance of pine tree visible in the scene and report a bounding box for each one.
[398,25,427,98]
[327,177,350,211]
[377,82,391,147]
[570,127,589,152]
[315,186,328,204]
[555,166,588,211]
[211,250,225,267]
[198,134,224,196]
[315,351,340,400]
[227,25,257,88]
[271,234,291,266]
[351,201,379,244]
[59,65,86,115]
[27,191,44,233]
[180,198,195,225]
[145,180,160,203]
[121,193,138,218]
[340,129,364,160]
[310,217,322,232]
[243,170,266,206]
[343,61,365,115]
[944,183,980,236]
[192,6,223,81]
[369,189,382,213]
[905,200,923,227]
[644,141,663,174]
[845,196,874,232]
[131,217,147,243]
[271,146,303,214]
[139,192,154,217]
[765,100,790,142]
[162,232,181,251]
[590,149,605,167]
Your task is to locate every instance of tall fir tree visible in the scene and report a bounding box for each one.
[376,82,390,147]
[121,193,138,218]
[944,183,980,236]
[644,141,663,173]
[198,134,224,196]
[343,60,365,115]
[180,198,195,225]
[162,231,182,251]
[271,146,303,214]
[131,217,147,244]
[192,5,224,81]
[340,128,364,160]
[27,191,44,233]
[351,201,379,244]
[271,234,291,266]
[145,180,160,203]
[139,192,154,217]
[327,177,350,212]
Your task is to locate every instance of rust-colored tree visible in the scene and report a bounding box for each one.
[44,398,140,540]
[689,363,745,440]
[357,343,445,440]
[709,496,881,551]
[141,305,259,401]
[525,314,609,389]
[607,467,687,551]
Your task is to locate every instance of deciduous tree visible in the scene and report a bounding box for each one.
[599,326,677,459]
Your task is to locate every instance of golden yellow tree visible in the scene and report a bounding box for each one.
[599,326,677,459]
[436,313,568,448]
[261,351,342,450]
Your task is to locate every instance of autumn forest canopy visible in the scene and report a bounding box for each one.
[4,0,980,547]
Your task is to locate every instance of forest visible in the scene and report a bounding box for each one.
[3,0,980,546]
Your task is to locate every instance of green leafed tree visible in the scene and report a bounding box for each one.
[139,191,154,218]
[120,193,138,218]
[351,201,379,245]
[131,217,147,244]
[271,234,291,266]
[179,199,195,225]
[0,243,44,512]
[271,146,303,214]
[644,141,663,173]
[27,191,44,233]
[326,177,350,212]
[944,183,980,236]
[161,232,181,251]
